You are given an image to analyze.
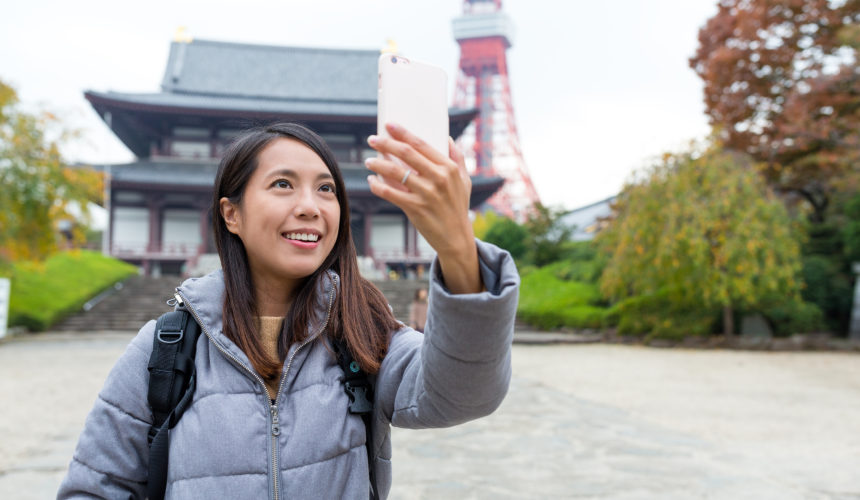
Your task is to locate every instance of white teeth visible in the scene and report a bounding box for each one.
[285,232,319,242]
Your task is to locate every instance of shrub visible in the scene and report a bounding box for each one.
[801,255,852,332]
[843,194,860,263]
[544,259,604,285]
[609,289,717,340]
[761,299,825,336]
[559,240,598,262]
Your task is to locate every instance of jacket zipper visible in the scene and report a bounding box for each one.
[173,271,337,500]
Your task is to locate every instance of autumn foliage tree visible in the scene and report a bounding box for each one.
[598,147,803,336]
[690,0,860,222]
[0,79,103,264]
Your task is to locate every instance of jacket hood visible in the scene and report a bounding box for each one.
[175,268,340,368]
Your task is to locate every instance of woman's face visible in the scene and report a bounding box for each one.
[221,137,340,288]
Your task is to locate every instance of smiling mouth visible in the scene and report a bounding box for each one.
[283,232,320,242]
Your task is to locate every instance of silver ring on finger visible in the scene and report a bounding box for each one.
[401,169,411,185]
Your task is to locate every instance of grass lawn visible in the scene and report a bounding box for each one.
[3,250,138,331]
[517,265,610,330]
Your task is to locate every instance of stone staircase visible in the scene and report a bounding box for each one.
[54,275,182,332]
[371,279,428,325]
[53,274,428,332]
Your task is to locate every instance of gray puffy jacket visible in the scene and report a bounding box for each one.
[57,240,519,499]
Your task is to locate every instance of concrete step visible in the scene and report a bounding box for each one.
[54,275,182,332]
[54,275,431,332]
[372,279,428,325]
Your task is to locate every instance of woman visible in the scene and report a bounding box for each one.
[58,122,519,499]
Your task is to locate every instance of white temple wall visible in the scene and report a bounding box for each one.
[162,209,202,252]
[417,232,434,256]
[371,215,405,254]
[113,207,149,250]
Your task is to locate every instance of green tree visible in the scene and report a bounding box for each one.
[472,209,501,240]
[843,194,860,264]
[598,147,802,336]
[0,79,102,264]
[482,216,528,261]
[523,204,573,267]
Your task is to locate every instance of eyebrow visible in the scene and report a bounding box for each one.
[266,168,333,181]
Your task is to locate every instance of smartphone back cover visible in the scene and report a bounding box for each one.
[378,55,449,157]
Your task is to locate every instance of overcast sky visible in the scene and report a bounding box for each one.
[1,0,717,211]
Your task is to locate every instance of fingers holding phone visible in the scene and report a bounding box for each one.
[366,123,481,294]
[365,122,470,226]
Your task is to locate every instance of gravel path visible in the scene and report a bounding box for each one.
[1,333,858,499]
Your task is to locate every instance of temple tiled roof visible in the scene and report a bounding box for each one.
[87,39,473,120]
[161,40,379,103]
[85,39,478,158]
[85,89,478,121]
[106,160,219,188]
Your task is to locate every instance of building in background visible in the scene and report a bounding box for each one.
[86,38,502,276]
[562,196,616,241]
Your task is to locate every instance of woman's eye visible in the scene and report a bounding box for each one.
[320,183,335,193]
[273,180,291,189]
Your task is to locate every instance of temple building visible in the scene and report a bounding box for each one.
[85,38,502,276]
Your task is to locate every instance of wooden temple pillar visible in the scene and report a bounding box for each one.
[145,194,164,276]
[108,194,117,257]
[196,200,210,255]
[406,218,419,258]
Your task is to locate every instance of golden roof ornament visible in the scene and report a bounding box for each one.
[174,26,193,43]
[381,39,398,54]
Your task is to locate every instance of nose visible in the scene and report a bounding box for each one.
[293,186,320,218]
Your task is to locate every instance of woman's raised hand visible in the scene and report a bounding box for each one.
[365,123,483,294]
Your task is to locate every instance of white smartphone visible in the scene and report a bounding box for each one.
[377,54,449,183]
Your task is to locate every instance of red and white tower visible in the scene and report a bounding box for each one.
[452,0,540,221]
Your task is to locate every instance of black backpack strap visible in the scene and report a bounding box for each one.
[146,310,201,500]
[332,337,378,500]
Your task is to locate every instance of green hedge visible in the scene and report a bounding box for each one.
[517,266,609,330]
[543,259,604,285]
[800,254,852,332]
[605,289,825,339]
[4,250,138,331]
[758,298,825,336]
[606,290,716,340]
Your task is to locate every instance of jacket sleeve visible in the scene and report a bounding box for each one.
[57,321,156,499]
[375,239,519,429]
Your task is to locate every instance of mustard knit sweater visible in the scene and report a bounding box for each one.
[257,316,285,399]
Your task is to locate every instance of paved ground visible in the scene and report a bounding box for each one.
[1,332,858,499]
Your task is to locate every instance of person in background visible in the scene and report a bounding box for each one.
[409,287,428,333]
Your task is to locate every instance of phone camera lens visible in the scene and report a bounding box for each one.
[391,56,397,64]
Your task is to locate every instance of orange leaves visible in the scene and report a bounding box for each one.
[691,0,860,220]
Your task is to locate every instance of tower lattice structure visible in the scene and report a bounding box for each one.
[452,0,540,221]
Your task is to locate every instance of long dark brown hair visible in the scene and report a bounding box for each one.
[212,122,399,382]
